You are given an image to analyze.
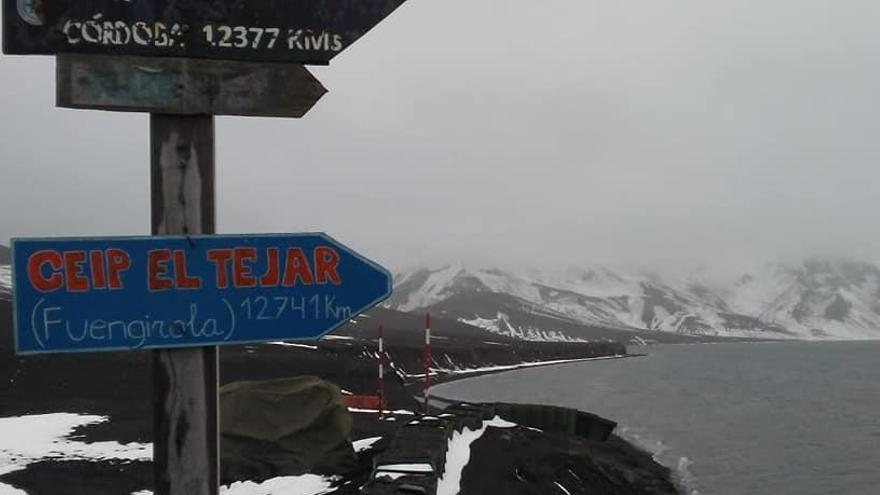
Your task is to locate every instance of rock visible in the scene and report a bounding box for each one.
[460,426,680,495]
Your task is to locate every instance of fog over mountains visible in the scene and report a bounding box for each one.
[387,260,880,341]
[3,248,879,341]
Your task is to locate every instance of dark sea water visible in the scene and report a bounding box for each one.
[433,341,880,495]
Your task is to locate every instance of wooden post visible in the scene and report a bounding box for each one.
[56,54,329,494]
[150,114,219,495]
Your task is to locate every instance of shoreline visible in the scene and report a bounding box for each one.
[412,353,645,400]
[408,352,639,381]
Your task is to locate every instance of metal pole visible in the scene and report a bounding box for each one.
[150,114,220,495]
[378,325,385,418]
[424,313,431,414]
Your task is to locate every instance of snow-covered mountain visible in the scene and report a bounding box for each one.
[386,260,880,341]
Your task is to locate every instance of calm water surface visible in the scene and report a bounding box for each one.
[433,342,880,495]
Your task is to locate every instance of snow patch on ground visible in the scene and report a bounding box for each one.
[375,463,433,473]
[372,471,408,481]
[131,474,337,495]
[0,413,151,476]
[347,408,415,415]
[0,485,27,495]
[219,475,337,495]
[352,437,382,452]
[436,416,517,495]
[269,342,319,350]
[0,413,152,495]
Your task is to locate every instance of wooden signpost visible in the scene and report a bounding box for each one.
[3,0,410,493]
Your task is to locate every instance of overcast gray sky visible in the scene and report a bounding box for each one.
[2,0,879,272]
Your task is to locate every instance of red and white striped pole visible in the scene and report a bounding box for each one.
[424,313,431,414]
[378,325,385,418]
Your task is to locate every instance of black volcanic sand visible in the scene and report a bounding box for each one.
[1,460,153,495]
[0,301,678,494]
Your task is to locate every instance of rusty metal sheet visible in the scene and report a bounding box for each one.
[4,0,408,64]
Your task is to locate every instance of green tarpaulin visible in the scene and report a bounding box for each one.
[220,376,355,483]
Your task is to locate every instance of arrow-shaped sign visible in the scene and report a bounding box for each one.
[11,233,392,354]
[3,0,408,64]
[56,54,328,117]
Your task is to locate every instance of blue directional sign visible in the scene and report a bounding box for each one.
[11,233,391,355]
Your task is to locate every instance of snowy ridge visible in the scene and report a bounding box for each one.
[388,260,880,341]
[392,264,466,312]
[460,313,588,342]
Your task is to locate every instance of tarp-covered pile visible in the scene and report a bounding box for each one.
[220,376,355,484]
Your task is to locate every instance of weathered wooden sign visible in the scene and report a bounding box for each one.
[11,233,392,354]
[3,0,408,64]
[56,54,327,117]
